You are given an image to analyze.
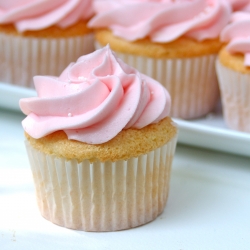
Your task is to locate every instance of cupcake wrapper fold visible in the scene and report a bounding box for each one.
[0,33,94,88]
[96,42,219,119]
[25,135,177,232]
[216,60,250,133]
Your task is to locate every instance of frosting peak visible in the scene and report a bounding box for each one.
[0,0,94,32]
[20,46,171,144]
[88,0,231,42]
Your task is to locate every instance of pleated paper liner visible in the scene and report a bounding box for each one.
[95,42,219,120]
[216,60,250,133]
[0,33,94,88]
[25,135,177,232]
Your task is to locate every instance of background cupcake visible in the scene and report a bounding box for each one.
[0,0,95,88]
[88,0,231,119]
[216,11,250,133]
[19,46,178,231]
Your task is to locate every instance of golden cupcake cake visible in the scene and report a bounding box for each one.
[88,0,232,119]
[0,0,95,88]
[216,11,250,133]
[19,46,178,231]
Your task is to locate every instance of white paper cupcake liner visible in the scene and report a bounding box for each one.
[25,135,177,232]
[0,33,94,88]
[216,60,250,133]
[96,42,219,119]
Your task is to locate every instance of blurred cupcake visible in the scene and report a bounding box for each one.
[19,45,178,231]
[0,0,95,88]
[216,12,250,133]
[88,0,231,119]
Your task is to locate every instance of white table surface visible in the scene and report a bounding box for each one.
[0,108,250,250]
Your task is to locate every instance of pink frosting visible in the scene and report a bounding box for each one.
[0,0,94,32]
[221,11,250,66]
[88,0,231,42]
[19,46,171,144]
[227,0,250,11]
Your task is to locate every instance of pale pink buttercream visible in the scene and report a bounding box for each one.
[19,46,171,144]
[88,0,231,42]
[221,11,250,66]
[0,0,94,32]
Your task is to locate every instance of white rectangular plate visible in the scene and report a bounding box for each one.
[1,82,250,157]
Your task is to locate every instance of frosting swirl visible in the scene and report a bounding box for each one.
[88,0,231,42]
[19,46,171,144]
[0,0,94,32]
[220,11,250,66]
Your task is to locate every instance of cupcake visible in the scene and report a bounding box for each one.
[216,12,250,133]
[0,0,95,88]
[88,0,232,119]
[19,45,178,231]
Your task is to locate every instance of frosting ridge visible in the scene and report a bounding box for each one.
[19,46,171,144]
[88,0,231,42]
[227,0,250,11]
